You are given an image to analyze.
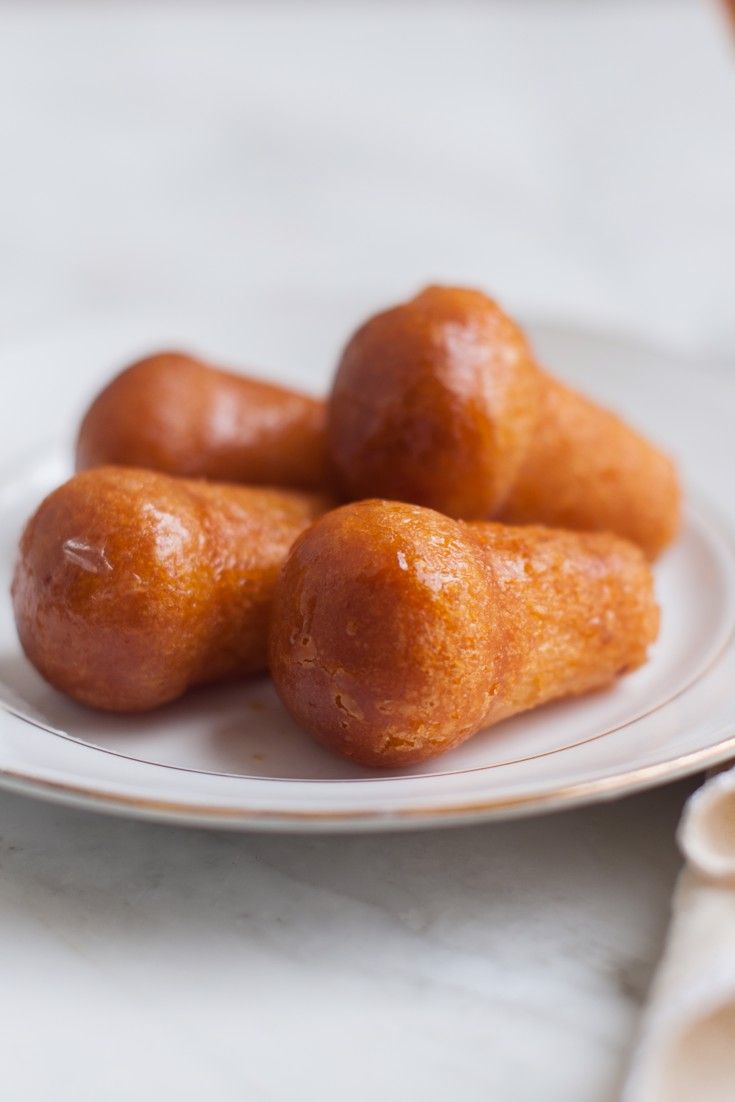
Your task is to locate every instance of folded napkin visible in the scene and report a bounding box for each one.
[623,766,735,1102]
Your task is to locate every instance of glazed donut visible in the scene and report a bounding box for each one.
[328,286,680,558]
[76,351,327,491]
[269,499,659,767]
[13,466,330,711]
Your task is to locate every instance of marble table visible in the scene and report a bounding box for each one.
[0,3,732,1099]
[0,781,691,1102]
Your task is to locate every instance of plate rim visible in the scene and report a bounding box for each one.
[0,723,733,832]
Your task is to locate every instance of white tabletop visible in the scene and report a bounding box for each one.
[0,3,733,1100]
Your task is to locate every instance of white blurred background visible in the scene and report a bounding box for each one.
[0,0,733,405]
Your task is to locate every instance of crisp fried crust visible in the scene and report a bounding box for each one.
[499,375,681,559]
[269,499,660,767]
[327,285,681,558]
[76,351,328,492]
[12,466,329,711]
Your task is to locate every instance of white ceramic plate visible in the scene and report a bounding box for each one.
[1,325,734,831]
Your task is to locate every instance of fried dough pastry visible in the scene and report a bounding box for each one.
[13,467,329,711]
[328,286,680,558]
[269,499,659,767]
[76,351,328,491]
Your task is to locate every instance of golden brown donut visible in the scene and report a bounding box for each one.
[269,499,659,767]
[328,286,681,558]
[76,351,328,491]
[13,467,329,712]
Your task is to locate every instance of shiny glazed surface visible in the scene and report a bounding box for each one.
[13,467,329,711]
[269,499,660,767]
[76,351,328,491]
[328,286,681,558]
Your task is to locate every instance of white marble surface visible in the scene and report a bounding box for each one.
[0,783,690,1102]
[0,2,733,1100]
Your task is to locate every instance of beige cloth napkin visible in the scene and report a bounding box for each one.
[623,767,735,1101]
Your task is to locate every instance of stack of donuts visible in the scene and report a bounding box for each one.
[12,286,680,767]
